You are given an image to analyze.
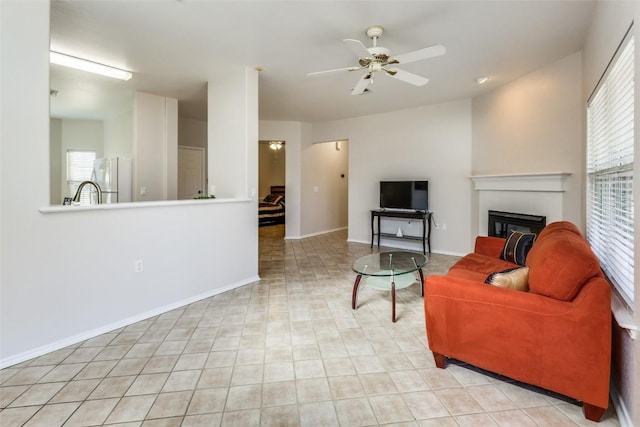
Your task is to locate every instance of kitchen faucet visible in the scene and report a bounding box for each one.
[72,180,102,204]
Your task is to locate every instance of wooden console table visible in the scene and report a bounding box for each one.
[371,209,432,254]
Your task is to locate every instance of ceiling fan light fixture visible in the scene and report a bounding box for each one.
[474,75,489,85]
[50,51,132,81]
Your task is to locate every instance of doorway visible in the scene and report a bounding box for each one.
[178,146,206,199]
[258,140,286,201]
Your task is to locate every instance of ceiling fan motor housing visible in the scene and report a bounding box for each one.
[368,46,390,61]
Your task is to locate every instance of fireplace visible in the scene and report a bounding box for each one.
[488,210,546,238]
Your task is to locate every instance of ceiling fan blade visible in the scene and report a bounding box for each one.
[385,68,429,86]
[343,38,371,59]
[307,66,361,77]
[390,44,446,65]
[351,73,372,95]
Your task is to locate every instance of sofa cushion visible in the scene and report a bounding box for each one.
[450,253,519,277]
[526,225,601,301]
[500,231,536,265]
[485,267,529,291]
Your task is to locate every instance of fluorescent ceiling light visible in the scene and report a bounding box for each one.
[50,51,132,81]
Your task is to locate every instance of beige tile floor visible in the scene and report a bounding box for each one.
[0,225,620,426]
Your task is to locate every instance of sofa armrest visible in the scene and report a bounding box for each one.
[474,236,505,258]
[424,274,611,409]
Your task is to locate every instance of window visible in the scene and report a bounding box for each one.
[67,150,96,204]
[586,29,634,306]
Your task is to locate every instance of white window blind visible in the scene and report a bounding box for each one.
[586,32,634,307]
[66,150,96,204]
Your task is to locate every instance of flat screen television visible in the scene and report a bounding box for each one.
[380,181,429,211]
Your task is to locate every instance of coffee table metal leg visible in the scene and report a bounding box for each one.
[352,274,363,310]
[391,280,396,322]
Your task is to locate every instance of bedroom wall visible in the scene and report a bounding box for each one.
[311,99,473,255]
[1,0,259,367]
[582,2,639,426]
[471,52,583,229]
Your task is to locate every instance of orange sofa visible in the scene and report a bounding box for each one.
[423,221,611,421]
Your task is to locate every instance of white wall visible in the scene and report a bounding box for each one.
[300,140,348,236]
[104,110,133,159]
[179,117,207,149]
[133,92,178,202]
[311,99,473,255]
[59,119,104,200]
[259,120,304,239]
[0,0,259,367]
[49,118,62,204]
[472,52,583,229]
[582,3,639,426]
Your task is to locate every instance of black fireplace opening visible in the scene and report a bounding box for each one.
[488,210,546,238]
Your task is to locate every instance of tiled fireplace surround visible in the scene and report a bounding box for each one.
[471,173,571,236]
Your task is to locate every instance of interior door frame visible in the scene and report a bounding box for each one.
[178,145,206,198]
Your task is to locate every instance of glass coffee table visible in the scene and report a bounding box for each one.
[351,251,428,322]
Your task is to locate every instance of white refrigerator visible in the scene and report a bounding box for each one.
[92,158,132,203]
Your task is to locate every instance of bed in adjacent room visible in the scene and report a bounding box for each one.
[259,185,285,226]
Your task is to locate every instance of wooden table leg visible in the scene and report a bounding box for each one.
[418,268,425,297]
[391,280,396,322]
[352,274,363,310]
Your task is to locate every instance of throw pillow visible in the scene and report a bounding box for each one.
[485,267,530,291]
[500,231,536,266]
[263,194,276,203]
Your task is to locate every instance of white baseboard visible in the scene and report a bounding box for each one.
[347,237,465,257]
[610,381,633,427]
[286,226,348,240]
[0,275,260,369]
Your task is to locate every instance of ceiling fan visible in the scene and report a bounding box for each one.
[307,25,446,95]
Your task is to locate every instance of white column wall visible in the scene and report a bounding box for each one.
[208,67,259,200]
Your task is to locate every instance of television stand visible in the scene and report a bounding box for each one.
[371,209,432,254]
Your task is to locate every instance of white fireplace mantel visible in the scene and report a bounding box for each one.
[471,172,572,192]
[472,172,573,237]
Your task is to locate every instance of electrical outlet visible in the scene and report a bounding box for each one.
[442,223,448,230]
[139,187,146,196]
[134,259,144,273]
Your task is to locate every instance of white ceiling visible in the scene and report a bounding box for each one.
[49,0,596,123]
